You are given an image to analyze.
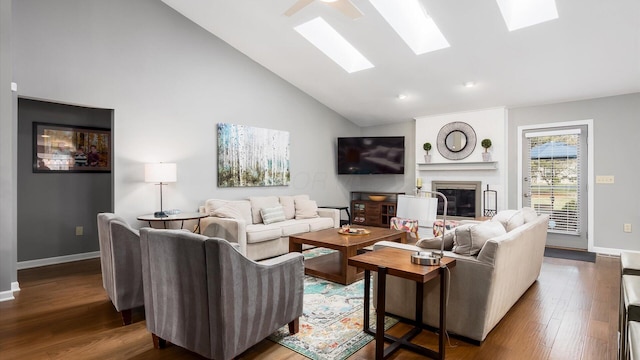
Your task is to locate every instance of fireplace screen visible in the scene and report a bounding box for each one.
[432,181,482,219]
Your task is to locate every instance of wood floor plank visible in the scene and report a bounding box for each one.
[0,256,621,360]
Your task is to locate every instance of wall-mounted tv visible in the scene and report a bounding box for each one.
[337,136,405,174]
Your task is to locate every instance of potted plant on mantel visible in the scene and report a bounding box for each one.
[481,139,492,162]
[423,142,432,163]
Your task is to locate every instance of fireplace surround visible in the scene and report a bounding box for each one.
[431,181,482,219]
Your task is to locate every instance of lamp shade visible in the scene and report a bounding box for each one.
[145,163,177,183]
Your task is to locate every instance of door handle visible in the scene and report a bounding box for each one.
[523,193,531,198]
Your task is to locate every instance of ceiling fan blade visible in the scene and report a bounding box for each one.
[328,0,363,19]
[284,0,315,16]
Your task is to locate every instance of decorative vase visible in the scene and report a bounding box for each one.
[482,152,492,162]
[424,154,431,163]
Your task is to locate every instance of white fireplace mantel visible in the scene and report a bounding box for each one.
[417,161,498,171]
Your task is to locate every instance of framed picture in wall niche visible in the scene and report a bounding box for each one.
[33,122,112,173]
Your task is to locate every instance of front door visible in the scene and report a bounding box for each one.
[521,125,588,249]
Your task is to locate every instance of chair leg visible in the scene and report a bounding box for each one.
[288,318,300,335]
[152,333,167,349]
[121,309,132,325]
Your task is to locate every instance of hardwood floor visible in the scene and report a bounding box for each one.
[0,255,620,359]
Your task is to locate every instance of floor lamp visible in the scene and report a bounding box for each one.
[145,163,177,218]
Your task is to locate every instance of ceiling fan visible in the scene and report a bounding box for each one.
[284,0,363,19]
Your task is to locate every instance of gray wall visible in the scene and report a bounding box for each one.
[17,99,113,261]
[508,93,640,251]
[10,0,361,269]
[0,0,17,296]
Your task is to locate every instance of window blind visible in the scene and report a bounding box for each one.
[526,131,581,235]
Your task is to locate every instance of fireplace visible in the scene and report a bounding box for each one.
[432,181,481,219]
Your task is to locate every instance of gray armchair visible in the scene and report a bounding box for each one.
[96,213,144,325]
[140,228,304,360]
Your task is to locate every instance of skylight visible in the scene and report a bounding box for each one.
[496,0,559,31]
[294,17,374,73]
[369,0,449,55]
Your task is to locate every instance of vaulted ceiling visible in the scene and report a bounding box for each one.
[161,0,640,126]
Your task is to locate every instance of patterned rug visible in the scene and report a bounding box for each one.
[268,248,398,360]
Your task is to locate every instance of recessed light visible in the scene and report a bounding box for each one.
[397,94,408,100]
[463,81,476,88]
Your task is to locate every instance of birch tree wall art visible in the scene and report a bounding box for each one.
[217,123,290,187]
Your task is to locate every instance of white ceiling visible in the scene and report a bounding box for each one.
[161,0,640,127]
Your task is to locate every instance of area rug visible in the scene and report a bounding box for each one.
[544,247,596,263]
[268,248,398,360]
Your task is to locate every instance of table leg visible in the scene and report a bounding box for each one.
[363,269,370,332]
[415,280,423,328]
[439,266,447,358]
[376,266,387,360]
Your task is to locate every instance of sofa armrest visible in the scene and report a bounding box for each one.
[317,208,340,228]
[200,217,248,256]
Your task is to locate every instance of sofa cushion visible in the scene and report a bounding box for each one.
[279,196,296,220]
[295,199,319,219]
[453,221,506,256]
[416,231,455,251]
[206,199,252,224]
[260,205,286,225]
[299,217,334,231]
[245,224,283,244]
[492,209,525,232]
[249,196,280,224]
[279,220,310,236]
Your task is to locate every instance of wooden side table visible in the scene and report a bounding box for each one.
[137,212,208,233]
[348,247,456,360]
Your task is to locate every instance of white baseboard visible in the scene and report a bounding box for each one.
[17,251,100,270]
[591,246,630,257]
[11,281,20,292]
[0,289,15,302]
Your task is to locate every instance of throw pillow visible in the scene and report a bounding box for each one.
[279,196,296,220]
[295,199,319,219]
[260,205,286,225]
[207,200,253,223]
[416,231,455,251]
[249,196,280,224]
[491,209,525,232]
[521,207,538,223]
[453,221,506,256]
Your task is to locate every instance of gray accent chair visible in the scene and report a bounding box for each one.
[140,228,304,360]
[96,213,144,325]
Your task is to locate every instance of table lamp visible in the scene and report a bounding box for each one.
[411,190,448,266]
[145,163,177,218]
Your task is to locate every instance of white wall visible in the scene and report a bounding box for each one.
[12,0,360,231]
[414,108,508,211]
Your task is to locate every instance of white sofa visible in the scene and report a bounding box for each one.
[373,208,549,343]
[198,195,339,261]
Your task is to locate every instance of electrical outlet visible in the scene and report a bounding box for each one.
[75,226,83,236]
[596,175,615,184]
[624,224,632,233]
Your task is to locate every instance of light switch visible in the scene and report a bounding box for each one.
[624,224,632,233]
[76,226,83,236]
[596,175,615,184]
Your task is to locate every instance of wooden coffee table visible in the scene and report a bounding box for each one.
[289,226,406,285]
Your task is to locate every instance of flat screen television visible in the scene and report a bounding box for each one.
[337,136,405,174]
